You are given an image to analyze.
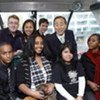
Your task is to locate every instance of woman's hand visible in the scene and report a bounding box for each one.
[46,83,54,95]
[19,84,44,100]
[32,90,45,99]
[14,49,23,55]
[87,80,99,91]
[76,96,83,100]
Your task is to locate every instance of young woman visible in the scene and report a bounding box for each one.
[12,19,36,72]
[81,34,100,100]
[16,34,54,100]
[52,43,85,100]
[22,19,36,56]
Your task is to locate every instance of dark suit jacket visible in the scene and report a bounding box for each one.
[35,29,40,35]
[35,29,45,37]
[44,30,77,63]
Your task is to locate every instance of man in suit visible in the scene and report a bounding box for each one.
[36,18,49,36]
[44,16,77,63]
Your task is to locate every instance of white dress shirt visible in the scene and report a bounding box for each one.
[56,33,65,43]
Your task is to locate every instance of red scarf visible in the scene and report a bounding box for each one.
[86,50,100,100]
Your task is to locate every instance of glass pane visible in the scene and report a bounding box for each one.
[37,11,100,58]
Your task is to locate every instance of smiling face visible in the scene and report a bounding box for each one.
[39,22,48,34]
[0,44,13,65]
[54,17,67,36]
[8,17,19,33]
[24,22,34,37]
[61,47,73,64]
[34,36,44,55]
[88,35,100,50]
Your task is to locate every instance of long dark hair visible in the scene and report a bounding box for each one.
[57,43,78,70]
[22,33,44,59]
[32,33,44,58]
[22,19,36,37]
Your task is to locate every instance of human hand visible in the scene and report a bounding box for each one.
[14,50,23,55]
[88,81,99,91]
[32,90,45,100]
[46,83,54,95]
[76,96,83,100]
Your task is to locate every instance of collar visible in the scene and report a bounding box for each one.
[56,33,65,40]
[0,61,8,71]
[7,28,19,37]
[39,30,44,35]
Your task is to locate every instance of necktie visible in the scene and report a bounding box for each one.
[7,68,16,100]
[60,37,64,43]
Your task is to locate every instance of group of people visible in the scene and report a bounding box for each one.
[0,14,99,100]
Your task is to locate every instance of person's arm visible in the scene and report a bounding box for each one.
[80,53,94,81]
[16,60,44,99]
[19,84,44,99]
[87,80,100,91]
[55,83,75,100]
[77,76,85,99]
[76,96,83,100]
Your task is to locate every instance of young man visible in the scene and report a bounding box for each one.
[0,42,16,100]
[44,16,77,63]
[0,15,24,55]
[36,18,49,36]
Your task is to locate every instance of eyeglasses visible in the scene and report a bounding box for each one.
[8,21,19,25]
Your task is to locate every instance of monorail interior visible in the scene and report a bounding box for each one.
[0,0,100,58]
[0,0,98,11]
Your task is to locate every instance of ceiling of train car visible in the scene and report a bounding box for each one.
[0,0,84,2]
[0,0,98,12]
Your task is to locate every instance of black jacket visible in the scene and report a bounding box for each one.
[0,28,24,51]
[80,53,95,91]
[0,61,17,100]
[0,62,10,100]
[44,30,77,62]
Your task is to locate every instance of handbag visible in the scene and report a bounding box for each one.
[24,84,57,100]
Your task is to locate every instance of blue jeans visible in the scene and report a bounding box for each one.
[83,91,95,100]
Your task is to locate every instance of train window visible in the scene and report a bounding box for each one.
[37,12,70,34]
[0,11,100,58]
[37,11,100,58]
[0,12,33,30]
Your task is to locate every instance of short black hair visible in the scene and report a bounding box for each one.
[39,18,49,26]
[87,33,100,43]
[0,42,12,48]
[87,33,100,50]
[54,16,67,25]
